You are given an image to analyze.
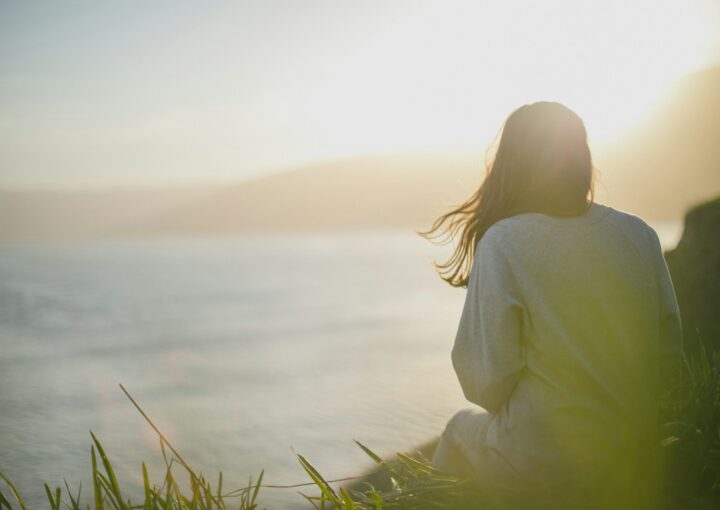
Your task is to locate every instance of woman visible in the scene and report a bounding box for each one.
[418,102,683,507]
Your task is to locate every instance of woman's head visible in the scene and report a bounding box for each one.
[418,101,595,287]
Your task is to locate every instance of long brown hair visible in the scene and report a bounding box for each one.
[417,101,596,288]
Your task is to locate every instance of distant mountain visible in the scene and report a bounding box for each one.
[114,153,482,235]
[126,65,720,235]
[0,187,218,241]
[1,65,718,240]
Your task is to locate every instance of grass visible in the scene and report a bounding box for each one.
[659,342,720,509]
[2,345,719,510]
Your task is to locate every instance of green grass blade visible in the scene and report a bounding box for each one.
[0,490,13,510]
[43,483,61,510]
[91,446,104,510]
[63,479,82,510]
[216,471,223,505]
[141,462,152,509]
[354,441,398,477]
[94,474,121,510]
[250,469,263,507]
[395,451,453,478]
[89,432,123,506]
[297,490,323,510]
[296,454,339,504]
[0,471,28,510]
[339,486,357,509]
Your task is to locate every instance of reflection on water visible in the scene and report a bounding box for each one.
[0,223,680,508]
[0,231,467,508]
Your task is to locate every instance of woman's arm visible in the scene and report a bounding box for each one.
[451,225,526,415]
[649,228,683,380]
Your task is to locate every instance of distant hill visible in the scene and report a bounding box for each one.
[119,64,720,236]
[0,187,218,241]
[1,65,718,241]
[113,153,482,235]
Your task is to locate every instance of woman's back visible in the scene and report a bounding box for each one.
[424,102,683,506]
[450,201,683,494]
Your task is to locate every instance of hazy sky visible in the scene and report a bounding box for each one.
[2,0,719,190]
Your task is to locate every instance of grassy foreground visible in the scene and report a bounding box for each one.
[2,346,719,510]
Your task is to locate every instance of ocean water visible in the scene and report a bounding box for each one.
[0,224,682,508]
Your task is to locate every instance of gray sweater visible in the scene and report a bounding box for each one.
[451,201,683,487]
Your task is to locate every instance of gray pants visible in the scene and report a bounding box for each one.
[431,407,662,509]
[431,406,493,479]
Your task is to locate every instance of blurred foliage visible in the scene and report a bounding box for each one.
[659,342,720,509]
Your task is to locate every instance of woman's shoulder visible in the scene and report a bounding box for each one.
[600,204,662,248]
[484,202,661,251]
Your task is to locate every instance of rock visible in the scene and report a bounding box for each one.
[665,196,720,354]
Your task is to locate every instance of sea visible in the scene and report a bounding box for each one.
[0,223,683,509]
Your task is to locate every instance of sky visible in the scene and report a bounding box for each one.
[1,0,719,190]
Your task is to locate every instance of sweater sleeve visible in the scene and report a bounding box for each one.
[648,228,683,377]
[451,225,526,414]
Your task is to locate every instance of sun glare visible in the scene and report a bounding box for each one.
[299,0,715,157]
[1,0,717,188]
